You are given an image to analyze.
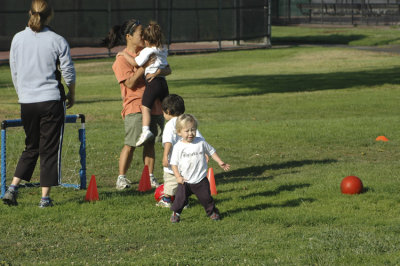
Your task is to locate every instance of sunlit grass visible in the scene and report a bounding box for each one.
[1,46,400,264]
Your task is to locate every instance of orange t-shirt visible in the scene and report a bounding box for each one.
[112,48,162,118]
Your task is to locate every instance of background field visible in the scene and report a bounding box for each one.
[272,25,400,46]
[1,38,400,264]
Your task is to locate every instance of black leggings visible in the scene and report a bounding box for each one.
[14,100,65,187]
[142,77,169,109]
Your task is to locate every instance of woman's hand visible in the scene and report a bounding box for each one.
[66,92,75,109]
[116,51,125,58]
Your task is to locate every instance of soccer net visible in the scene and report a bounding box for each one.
[1,114,86,198]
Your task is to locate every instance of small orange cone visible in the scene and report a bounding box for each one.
[207,168,218,195]
[85,175,99,201]
[376,136,389,142]
[138,165,152,192]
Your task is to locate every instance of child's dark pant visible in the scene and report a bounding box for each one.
[171,177,218,216]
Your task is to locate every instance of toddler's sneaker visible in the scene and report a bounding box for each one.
[2,189,18,206]
[156,198,171,208]
[135,130,154,147]
[116,175,132,190]
[209,212,220,221]
[170,212,180,223]
[150,176,160,188]
[38,198,53,208]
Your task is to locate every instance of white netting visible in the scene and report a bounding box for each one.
[1,119,84,188]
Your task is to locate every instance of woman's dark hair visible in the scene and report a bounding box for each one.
[28,0,53,32]
[162,94,185,116]
[102,19,141,49]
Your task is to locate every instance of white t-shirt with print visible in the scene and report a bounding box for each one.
[162,117,204,174]
[134,46,168,75]
[170,137,215,184]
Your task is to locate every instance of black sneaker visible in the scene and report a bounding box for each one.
[38,199,54,208]
[2,189,18,206]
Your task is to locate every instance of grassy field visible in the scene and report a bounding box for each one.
[1,45,400,264]
[272,25,400,46]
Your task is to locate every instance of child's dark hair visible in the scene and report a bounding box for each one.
[102,19,141,49]
[162,94,185,116]
[142,21,165,48]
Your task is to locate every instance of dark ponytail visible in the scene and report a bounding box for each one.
[102,19,141,49]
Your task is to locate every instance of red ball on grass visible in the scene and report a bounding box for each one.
[341,176,363,194]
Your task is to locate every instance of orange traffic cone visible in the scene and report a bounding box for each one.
[85,175,99,201]
[376,136,389,142]
[138,165,152,192]
[207,168,218,195]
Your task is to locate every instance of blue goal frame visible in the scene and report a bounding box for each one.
[1,114,86,198]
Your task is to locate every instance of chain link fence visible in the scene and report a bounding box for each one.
[0,0,271,51]
[272,0,400,25]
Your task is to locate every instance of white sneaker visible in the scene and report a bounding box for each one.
[116,176,132,190]
[150,176,160,188]
[156,198,171,208]
[135,130,154,147]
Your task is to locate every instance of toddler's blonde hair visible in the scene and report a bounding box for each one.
[176,114,198,133]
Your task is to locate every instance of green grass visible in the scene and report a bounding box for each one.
[272,25,400,46]
[1,46,400,264]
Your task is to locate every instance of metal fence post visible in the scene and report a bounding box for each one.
[321,0,324,24]
[107,0,112,57]
[218,0,222,51]
[167,0,173,50]
[266,0,271,46]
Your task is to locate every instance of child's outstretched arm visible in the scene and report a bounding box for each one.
[171,165,185,184]
[117,51,139,67]
[211,152,230,171]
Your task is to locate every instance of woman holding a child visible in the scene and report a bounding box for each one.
[103,19,171,190]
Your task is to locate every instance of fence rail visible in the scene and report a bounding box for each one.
[0,0,271,51]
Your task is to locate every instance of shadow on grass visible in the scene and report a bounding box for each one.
[76,98,121,104]
[216,159,337,182]
[171,66,400,97]
[224,197,315,216]
[240,183,311,199]
[55,188,153,205]
[271,34,366,45]
[100,189,154,199]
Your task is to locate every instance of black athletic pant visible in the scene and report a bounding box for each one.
[14,100,65,187]
[142,77,169,109]
[171,177,219,216]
